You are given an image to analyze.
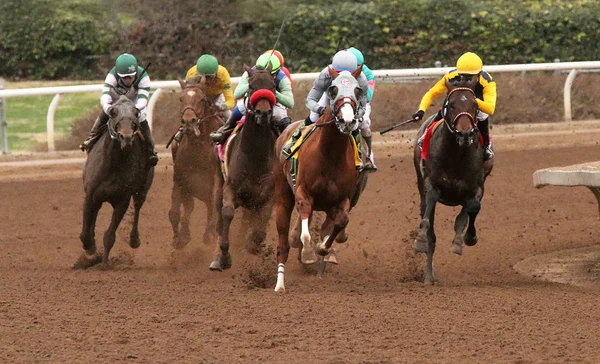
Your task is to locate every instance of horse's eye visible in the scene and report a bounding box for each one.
[180,97,182,102]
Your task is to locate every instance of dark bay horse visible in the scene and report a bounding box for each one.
[413,80,494,284]
[169,80,224,249]
[209,64,279,271]
[79,95,154,265]
[272,68,369,292]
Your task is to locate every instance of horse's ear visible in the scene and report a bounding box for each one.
[178,79,186,90]
[108,106,118,119]
[243,64,253,77]
[445,78,454,91]
[133,107,140,119]
[328,66,339,79]
[351,64,363,80]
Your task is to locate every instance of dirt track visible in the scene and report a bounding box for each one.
[1,127,600,363]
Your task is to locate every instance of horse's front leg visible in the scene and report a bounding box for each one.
[129,189,149,249]
[102,198,130,265]
[168,181,184,249]
[80,193,102,258]
[464,189,483,247]
[451,206,469,255]
[245,203,272,255]
[414,187,439,285]
[209,181,234,271]
[317,199,351,256]
[274,176,295,292]
[295,186,316,265]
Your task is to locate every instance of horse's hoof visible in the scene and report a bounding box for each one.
[301,247,317,265]
[335,230,348,243]
[464,234,478,247]
[450,243,463,255]
[424,274,435,285]
[316,246,329,257]
[209,260,223,272]
[171,235,190,250]
[220,252,232,270]
[324,250,338,265]
[130,233,141,249]
[413,238,428,253]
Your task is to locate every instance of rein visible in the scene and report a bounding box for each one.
[442,87,477,134]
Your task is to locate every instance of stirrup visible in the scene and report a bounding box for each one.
[209,131,223,143]
[148,152,159,167]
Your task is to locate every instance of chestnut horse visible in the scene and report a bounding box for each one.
[413,79,494,284]
[209,65,279,271]
[272,68,369,292]
[168,80,224,250]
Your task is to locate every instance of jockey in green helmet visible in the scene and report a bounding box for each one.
[81,53,158,166]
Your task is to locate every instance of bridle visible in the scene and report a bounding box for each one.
[442,87,478,135]
[180,86,220,125]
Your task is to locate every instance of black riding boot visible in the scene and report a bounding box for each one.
[282,116,312,157]
[210,113,238,144]
[363,135,377,172]
[276,117,292,133]
[81,112,110,151]
[479,117,494,160]
[140,120,159,167]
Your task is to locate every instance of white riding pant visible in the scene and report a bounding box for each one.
[236,98,288,122]
[477,110,488,122]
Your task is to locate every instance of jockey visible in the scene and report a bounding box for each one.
[413,52,497,160]
[281,50,372,170]
[264,49,293,89]
[209,53,294,144]
[173,54,235,142]
[81,53,158,166]
[347,46,377,171]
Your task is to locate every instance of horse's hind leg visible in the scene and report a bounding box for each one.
[102,199,130,265]
[464,196,482,247]
[244,205,271,255]
[80,194,101,256]
[204,173,223,245]
[169,183,193,250]
[451,206,469,255]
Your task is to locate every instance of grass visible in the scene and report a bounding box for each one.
[2,80,102,152]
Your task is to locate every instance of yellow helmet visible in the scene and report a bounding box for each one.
[456,52,483,74]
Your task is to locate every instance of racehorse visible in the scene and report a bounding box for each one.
[272,67,369,292]
[168,80,224,250]
[209,64,279,271]
[79,94,154,265]
[413,78,494,284]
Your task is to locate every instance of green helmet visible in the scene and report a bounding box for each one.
[196,55,219,76]
[115,53,138,77]
[255,53,281,74]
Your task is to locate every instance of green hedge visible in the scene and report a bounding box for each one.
[0,0,114,79]
[1,0,599,79]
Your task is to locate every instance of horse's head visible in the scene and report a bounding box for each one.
[327,66,364,135]
[245,64,277,127]
[443,79,479,147]
[177,79,215,137]
[107,95,141,150]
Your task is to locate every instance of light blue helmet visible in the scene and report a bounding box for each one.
[331,50,357,72]
[347,47,364,65]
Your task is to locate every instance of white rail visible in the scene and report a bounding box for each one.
[0,61,599,152]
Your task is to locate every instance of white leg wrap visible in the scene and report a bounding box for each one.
[300,218,310,247]
[274,263,285,292]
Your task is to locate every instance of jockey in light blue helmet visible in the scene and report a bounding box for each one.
[347,47,377,170]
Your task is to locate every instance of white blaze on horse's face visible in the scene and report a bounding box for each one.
[186,90,196,98]
[329,71,360,134]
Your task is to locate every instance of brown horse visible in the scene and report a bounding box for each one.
[168,80,224,250]
[272,68,369,292]
[209,64,279,271]
[79,95,154,266]
[413,79,494,284]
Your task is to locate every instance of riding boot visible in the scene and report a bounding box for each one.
[363,135,377,172]
[81,112,109,152]
[210,113,238,144]
[276,117,292,133]
[479,117,494,160]
[351,129,364,171]
[140,120,159,167]
[282,116,312,158]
